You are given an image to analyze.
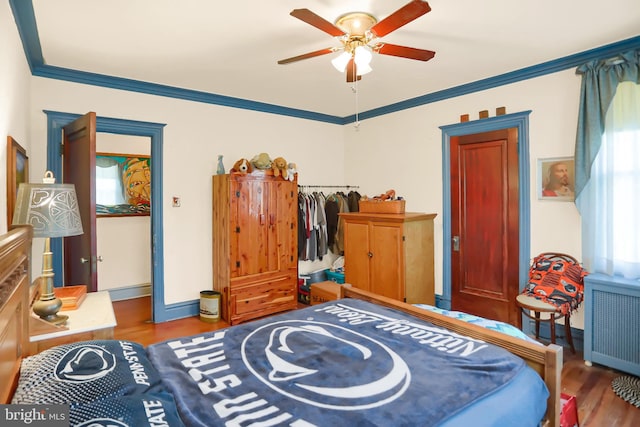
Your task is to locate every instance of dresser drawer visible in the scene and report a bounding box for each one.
[229,275,297,322]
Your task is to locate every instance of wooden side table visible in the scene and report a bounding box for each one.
[29,291,117,354]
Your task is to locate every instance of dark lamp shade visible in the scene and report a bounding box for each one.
[12,183,83,238]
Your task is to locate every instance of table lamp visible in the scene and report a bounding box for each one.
[12,171,83,326]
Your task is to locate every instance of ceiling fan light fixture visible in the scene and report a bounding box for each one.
[354,45,373,67]
[331,51,352,72]
[357,63,373,76]
[335,12,377,36]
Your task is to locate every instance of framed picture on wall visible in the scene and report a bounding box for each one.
[6,136,29,225]
[537,156,575,201]
[96,152,150,216]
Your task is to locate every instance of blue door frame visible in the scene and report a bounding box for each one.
[43,110,191,322]
[439,111,532,332]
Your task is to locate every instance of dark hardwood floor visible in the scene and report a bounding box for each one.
[113,297,640,426]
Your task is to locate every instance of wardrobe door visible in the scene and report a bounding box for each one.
[343,219,372,291]
[369,221,404,300]
[232,178,274,276]
[274,179,298,272]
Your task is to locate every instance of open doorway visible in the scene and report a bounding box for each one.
[44,110,172,322]
[96,133,152,302]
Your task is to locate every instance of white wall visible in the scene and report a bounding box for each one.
[344,70,584,328]
[1,1,32,234]
[28,77,345,307]
[6,0,586,328]
[96,133,151,293]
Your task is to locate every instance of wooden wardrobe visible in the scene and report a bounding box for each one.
[212,172,298,325]
[340,212,436,305]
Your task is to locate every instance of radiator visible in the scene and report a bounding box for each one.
[584,273,640,376]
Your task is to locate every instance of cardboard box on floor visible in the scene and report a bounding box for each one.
[310,281,350,305]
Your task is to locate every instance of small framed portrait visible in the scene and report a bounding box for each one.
[6,136,29,225]
[538,156,575,201]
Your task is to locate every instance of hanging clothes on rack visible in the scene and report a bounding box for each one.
[298,185,360,260]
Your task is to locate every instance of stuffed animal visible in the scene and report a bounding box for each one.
[231,158,253,174]
[272,157,288,178]
[286,162,298,181]
[251,153,272,170]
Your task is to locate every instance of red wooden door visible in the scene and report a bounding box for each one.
[450,128,521,326]
[63,112,97,291]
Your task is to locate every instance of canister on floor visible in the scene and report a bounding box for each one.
[199,290,221,322]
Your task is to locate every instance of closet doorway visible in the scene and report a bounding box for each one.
[440,111,532,328]
[449,127,520,326]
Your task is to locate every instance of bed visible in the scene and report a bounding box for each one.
[0,226,562,426]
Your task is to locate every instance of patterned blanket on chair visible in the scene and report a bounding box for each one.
[522,255,588,314]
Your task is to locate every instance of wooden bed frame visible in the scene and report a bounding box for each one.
[0,226,32,404]
[0,226,561,426]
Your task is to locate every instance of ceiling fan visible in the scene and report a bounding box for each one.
[277,0,436,83]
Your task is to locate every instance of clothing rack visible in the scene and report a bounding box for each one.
[298,185,359,191]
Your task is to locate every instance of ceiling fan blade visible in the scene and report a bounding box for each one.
[373,43,435,61]
[277,48,337,65]
[370,0,432,38]
[290,9,345,37]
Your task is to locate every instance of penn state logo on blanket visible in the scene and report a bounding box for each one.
[12,340,164,405]
[54,345,117,383]
[149,300,531,426]
[243,321,410,410]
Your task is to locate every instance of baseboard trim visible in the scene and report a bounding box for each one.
[163,300,199,321]
[526,319,584,352]
[107,283,152,302]
[435,295,450,309]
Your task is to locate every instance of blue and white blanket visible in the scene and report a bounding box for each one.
[147,299,537,426]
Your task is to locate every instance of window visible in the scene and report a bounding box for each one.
[588,81,640,278]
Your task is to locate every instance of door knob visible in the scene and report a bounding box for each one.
[97,256,104,262]
[452,236,460,252]
[368,252,373,258]
[80,257,90,263]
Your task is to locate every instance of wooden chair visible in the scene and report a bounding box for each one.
[516,252,584,353]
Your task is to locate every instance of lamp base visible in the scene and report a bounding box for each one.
[38,312,69,326]
[32,296,68,326]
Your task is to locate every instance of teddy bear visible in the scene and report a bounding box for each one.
[286,162,298,181]
[250,153,272,170]
[272,156,288,178]
[231,158,253,174]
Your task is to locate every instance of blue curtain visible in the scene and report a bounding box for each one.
[574,49,640,199]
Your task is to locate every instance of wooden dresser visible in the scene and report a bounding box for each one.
[212,172,298,325]
[340,212,436,305]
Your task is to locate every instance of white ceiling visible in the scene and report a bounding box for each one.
[31,0,640,118]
